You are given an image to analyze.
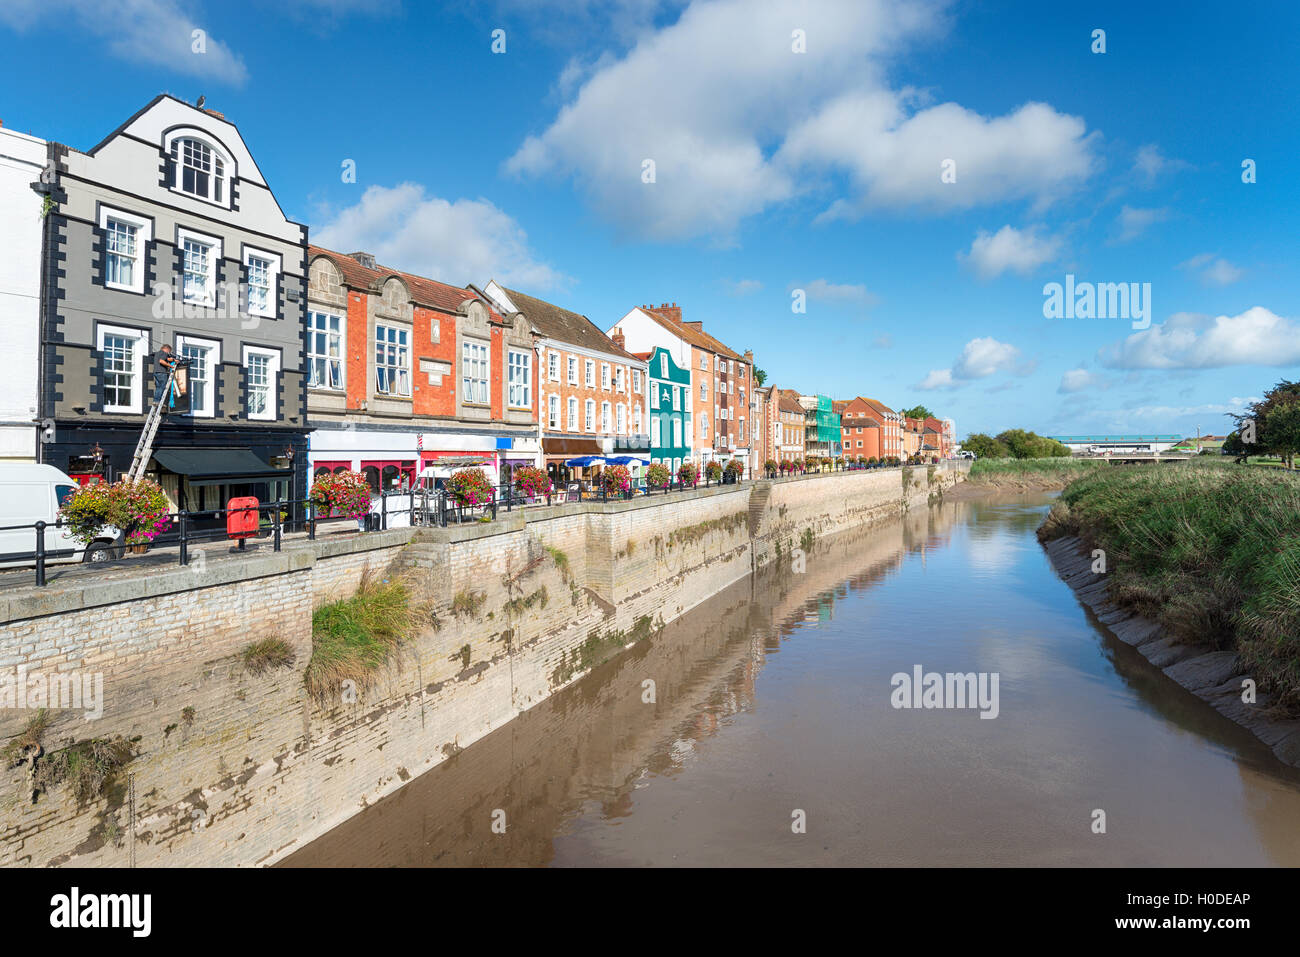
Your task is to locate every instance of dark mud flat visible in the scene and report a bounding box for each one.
[1043,534,1300,767]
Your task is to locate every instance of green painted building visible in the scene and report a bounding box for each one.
[646,346,691,470]
[805,393,842,458]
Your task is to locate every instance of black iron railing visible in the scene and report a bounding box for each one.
[6,461,951,585]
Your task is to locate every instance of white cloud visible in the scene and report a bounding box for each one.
[507,0,1098,241]
[918,368,955,390]
[1058,368,1100,393]
[960,224,1061,279]
[953,336,1021,378]
[1114,205,1168,243]
[918,336,1021,389]
[0,0,248,85]
[722,278,763,296]
[1133,144,1189,184]
[803,278,878,305]
[313,183,566,290]
[1099,307,1300,369]
[1178,253,1244,285]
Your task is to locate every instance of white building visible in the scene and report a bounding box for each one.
[0,125,45,463]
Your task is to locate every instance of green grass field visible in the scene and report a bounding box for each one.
[1038,461,1300,707]
[967,457,1106,487]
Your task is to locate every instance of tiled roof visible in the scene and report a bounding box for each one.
[309,245,492,317]
[778,393,804,414]
[847,396,897,419]
[504,287,638,360]
[639,306,743,361]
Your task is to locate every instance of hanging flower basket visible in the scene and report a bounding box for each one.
[677,462,699,487]
[308,470,372,519]
[448,467,494,507]
[601,464,631,496]
[60,477,170,550]
[512,465,552,500]
[645,463,672,489]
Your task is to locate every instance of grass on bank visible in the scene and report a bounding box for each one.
[968,457,1106,487]
[304,573,430,704]
[1038,462,1300,707]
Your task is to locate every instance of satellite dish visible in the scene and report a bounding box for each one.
[196,95,206,109]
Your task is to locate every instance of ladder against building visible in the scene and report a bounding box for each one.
[126,370,176,482]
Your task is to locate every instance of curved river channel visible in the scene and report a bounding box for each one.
[283,491,1300,866]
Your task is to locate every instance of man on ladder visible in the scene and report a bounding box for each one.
[153,344,180,408]
[128,344,188,482]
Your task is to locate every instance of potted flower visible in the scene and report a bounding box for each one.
[645,462,672,490]
[601,464,632,497]
[705,461,723,483]
[512,465,552,502]
[61,477,171,554]
[447,467,494,509]
[724,458,745,482]
[677,461,699,487]
[764,458,778,478]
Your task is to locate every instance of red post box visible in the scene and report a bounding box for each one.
[227,496,260,540]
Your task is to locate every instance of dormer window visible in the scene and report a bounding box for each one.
[167,134,229,205]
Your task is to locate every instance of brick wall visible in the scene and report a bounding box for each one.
[0,465,965,866]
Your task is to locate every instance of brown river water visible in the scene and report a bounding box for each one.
[282,491,1300,866]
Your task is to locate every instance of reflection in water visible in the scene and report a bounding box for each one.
[283,491,1300,867]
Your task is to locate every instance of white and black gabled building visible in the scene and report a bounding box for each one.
[34,94,310,515]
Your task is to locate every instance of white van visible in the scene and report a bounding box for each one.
[0,464,122,568]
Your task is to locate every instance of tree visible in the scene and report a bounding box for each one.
[962,433,1009,459]
[900,405,933,420]
[753,368,767,386]
[1263,397,1300,469]
[993,429,1071,459]
[1221,429,1251,463]
[1229,379,1300,468]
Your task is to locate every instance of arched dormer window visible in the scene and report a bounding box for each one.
[166,132,230,205]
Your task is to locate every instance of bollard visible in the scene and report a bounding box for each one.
[34,521,46,587]
[273,501,282,551]
[179,510,189,566]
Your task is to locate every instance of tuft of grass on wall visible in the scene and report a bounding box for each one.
[241,637,296,676]
[305,573,423,704]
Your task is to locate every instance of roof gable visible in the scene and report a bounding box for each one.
[503,286,637,360]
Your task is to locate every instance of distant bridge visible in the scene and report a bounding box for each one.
[1076,452,1194,464]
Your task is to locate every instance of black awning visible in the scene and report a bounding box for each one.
[152,448,293,487]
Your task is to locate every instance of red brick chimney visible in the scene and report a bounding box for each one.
[656,301,682,324]
[611,327,626,351]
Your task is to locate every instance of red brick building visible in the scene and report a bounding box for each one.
[306,247,539,489]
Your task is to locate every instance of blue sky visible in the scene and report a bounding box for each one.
[2,0,1297,439]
